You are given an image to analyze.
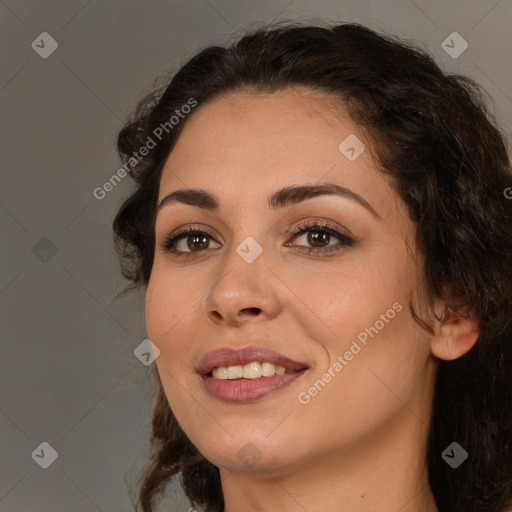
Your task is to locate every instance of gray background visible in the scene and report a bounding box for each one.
[1,1,511,511]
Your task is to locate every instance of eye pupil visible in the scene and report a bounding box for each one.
[308,230,330,247]
[188,234,209,251]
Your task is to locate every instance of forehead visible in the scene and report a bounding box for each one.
[158,88,404,221]
[168,87,354,149]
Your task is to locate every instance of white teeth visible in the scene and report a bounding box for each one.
[227,365,243,379]
[212,366,229,379]
[211,362,291,380]
[243,362,262,379]
[261,362,275,377]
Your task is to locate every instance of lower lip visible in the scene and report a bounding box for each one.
[201,370,307,403]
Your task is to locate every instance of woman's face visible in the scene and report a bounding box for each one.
[146,88,438,474]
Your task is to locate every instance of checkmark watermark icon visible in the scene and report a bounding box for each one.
[31,32,59,59]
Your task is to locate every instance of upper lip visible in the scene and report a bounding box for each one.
[197,346,309,375]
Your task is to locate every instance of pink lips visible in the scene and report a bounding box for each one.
[197,346,309,403]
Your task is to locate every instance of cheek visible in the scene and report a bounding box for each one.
[145,277,168,346]
[145,272,198,407]
[285,261,402,341]
[144,265,210,406]
[145,266,198,339]
[288,253,426,385]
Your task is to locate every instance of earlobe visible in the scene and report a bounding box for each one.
[430,308,481,361]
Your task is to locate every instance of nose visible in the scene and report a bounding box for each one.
[202,241,281,327]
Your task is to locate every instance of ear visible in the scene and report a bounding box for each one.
[430,306,481,361]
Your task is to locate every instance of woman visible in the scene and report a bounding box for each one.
[112,21,512,512]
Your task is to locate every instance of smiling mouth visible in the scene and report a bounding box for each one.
[197,346,310,402]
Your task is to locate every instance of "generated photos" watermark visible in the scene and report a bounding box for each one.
[93,97,198,200]
[297,301,403,404]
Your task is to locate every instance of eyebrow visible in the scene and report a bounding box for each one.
[156,182,381,221]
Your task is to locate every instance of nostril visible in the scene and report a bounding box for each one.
[241,307,261,316]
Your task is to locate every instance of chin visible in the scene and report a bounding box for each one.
[192,428,301,474]
[205,447,295,474]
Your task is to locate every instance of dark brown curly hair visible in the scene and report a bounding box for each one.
[112,20,512,512]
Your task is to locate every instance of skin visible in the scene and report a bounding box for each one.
[145,88,480,512]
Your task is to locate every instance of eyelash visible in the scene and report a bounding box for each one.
[161,220,354,259]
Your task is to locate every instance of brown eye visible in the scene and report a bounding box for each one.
[288,221,354,255]
[163,228,221,256]
[305,230,331,247]
[184,233,210,252]
[161,221,354,259]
